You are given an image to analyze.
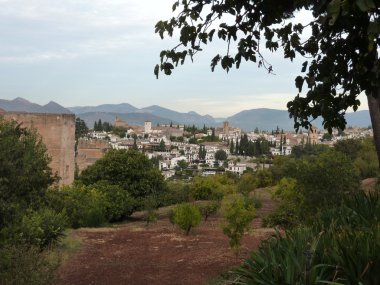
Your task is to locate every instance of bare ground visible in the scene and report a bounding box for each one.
[55,189,275,285]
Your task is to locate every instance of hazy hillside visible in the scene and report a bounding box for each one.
[139,105,217,126]
[346,110,371,128]
[0,98,72,114]
[227,108,299,131]
[68,103,138,114]
[1,98,371,131]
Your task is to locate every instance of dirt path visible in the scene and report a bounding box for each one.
[56,189,275,285]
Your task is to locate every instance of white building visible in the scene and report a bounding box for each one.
[144,121,152,134]
[227,162,247,175]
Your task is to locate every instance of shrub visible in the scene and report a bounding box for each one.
[0,245,61,285]
[0,119,56,230]
[94,182,135,222]
[234,191,380,284]
[221,194,256,254]
[199,201,220,221]
[262,203,300,228]
[78,149,167,210]
[18,208,67,249]
[162,181,190,206]
[237,173,257,196]
[189,174,236,200]
[51,185,107,228]
[172,203,202,235]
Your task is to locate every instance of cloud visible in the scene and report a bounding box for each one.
[0,0,174,63]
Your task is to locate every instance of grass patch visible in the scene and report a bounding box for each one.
[55,229,82,265]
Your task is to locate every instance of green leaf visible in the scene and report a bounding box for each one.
[355,0,376,12]
[301,61,308,73]
[327,0,341,25]
[295,76,304,92]
[154,64,159,79]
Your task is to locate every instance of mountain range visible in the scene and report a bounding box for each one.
[0,97,371,131]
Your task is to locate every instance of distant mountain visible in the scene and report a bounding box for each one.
[68,103,138,114]
[1,98,371,131]
[227,108,371,132]
[226,108,296,131]
[139,105,216,126]
[42,101,73,114]
[0,97,72,114]
[77,112,178,129]
[346,110,371,128]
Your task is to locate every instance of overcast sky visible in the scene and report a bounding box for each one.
[0,0,368,117]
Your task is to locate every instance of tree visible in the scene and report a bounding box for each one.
[177,159,189,170]
[198,144,206,160]
[221,194,256,255]
[322,133,333,141]
[75,117,89,140]
[0,119,56,229]
[172,203,202,235]
[215,149,228,161]
[155,0,380,167]
[157,139,166,151]
[78,149,167,209]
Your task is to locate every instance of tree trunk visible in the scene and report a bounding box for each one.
[367,88,380,169]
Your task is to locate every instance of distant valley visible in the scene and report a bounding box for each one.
[0,97,371,131]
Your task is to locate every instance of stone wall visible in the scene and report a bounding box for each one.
[76,138,110,173]
[1,112,76,185]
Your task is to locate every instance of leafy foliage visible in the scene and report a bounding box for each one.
[215,149,228,161]
[268,149,360,225]
[335,138,378,179]
[235,190,380,284]
[47,185,108,229]
[189,174,236,200]
[199,201,220,221]
[93,182,135,222]
[172,203,202,235]
[79,149,167,209]
[0,119,55,230]
[221,194,256,253]
[162,181,190,206]
[11,208,67,249]
[0,245,61,285]
[75,117,88,140]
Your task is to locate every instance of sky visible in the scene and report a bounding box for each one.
[0,0,368,117]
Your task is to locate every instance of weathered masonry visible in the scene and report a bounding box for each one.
[1,111,76,185]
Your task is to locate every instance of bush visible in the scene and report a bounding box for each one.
[199,201,220,221]
[0,245,61,285]
[262,203,300,228]
[237,173,257,196]
[234,190,380,284]
[94,182,135,222]
[190,175,236,200]
[221,194,256,253]
[0,119,55,230]
[162,181,190,206]
[172,203,202,235]
[49,185,107,228]
[78,149,167,210]
[16,208,67,249]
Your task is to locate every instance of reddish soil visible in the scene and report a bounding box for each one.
[56,189,275,285]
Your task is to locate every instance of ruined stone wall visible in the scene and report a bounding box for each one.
[76,138,110,173]
[1,112,75,185]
